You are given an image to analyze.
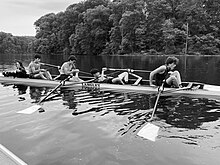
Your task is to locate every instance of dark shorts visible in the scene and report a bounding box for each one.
[56,74,70,81]
[155,79,171,87]
[103,77,114,84]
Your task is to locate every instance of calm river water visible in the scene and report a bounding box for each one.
[0,54,220,165]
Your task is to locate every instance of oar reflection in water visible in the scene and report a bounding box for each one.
[63,90,158,136]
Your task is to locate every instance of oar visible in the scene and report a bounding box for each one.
[18,77,95,114]
[137,82,193,141]
[148,82,165,121]
[137,82,164,141]
[40,62,60,69]
[17,76,71,114]
[148,82,193,120]
[107,68,151,73]
[130,69,151,73]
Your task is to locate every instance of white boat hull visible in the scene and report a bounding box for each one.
[0,76,220,99]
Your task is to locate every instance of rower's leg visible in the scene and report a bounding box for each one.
[173,71,182,85]
[166,74,180,88]
[170,70,182,87]
[53,75,60,80]
[34,72,47,79]
[112,77,125,85]
[129,73,142,85]
[45,71,52,80]
[118,72,129,83]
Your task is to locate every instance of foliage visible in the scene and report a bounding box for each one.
[0,32,35,54]
[2,0,220,55]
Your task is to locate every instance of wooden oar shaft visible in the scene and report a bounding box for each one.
[107,68,151,73]
[132,69,151,73]
[39,76,71,103]
[40,83,63,103]
[149,89,162,121]
[42,77,95,101]
[41,63,60,68]
[148,82,164,121]
[148,83,193,121]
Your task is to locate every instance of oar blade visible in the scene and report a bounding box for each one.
[17,105,41,114]
[137,123,159,142]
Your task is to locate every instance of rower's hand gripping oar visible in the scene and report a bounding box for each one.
[148,81,165,121]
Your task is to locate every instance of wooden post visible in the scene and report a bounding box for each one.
[185,23,189,55]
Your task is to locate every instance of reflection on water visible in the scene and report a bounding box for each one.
[1,84,220,165]
[61,88,220,137]
[6,85,58,103]
[29,86,49,102]
[158,96,220,129]
[13,85,28,95]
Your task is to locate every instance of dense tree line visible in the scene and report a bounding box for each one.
[0,32,35,54]
[3,0,220,55]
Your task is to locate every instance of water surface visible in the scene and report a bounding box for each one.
[0,84,220,165]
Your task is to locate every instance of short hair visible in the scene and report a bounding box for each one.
[34,55,41,59]
[68,55,77,61]
[90,68,99,75]
[165,56,179,65]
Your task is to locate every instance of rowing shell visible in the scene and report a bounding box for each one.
[0,76,220,98]
[62,82,220,98]
[0,76,75,87]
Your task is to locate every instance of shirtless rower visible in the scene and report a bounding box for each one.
[55,55,81,81]
[28,55,52,80]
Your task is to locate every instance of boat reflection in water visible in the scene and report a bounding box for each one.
[61,88,220,144]
[0,83,220,165]
[13,84,28,95]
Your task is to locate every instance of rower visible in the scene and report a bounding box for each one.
[90,68,142,85]
[149,56,182,88]
[54,55,82,82]
[3,60,28,78]
[90,68,128,84]
[28,55,52,80]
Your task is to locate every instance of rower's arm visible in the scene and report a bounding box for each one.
[149,66,166,86]
[71,69,79,73]
[149,71,155,86]
[101,67,107,78]
[71,69,79,77]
